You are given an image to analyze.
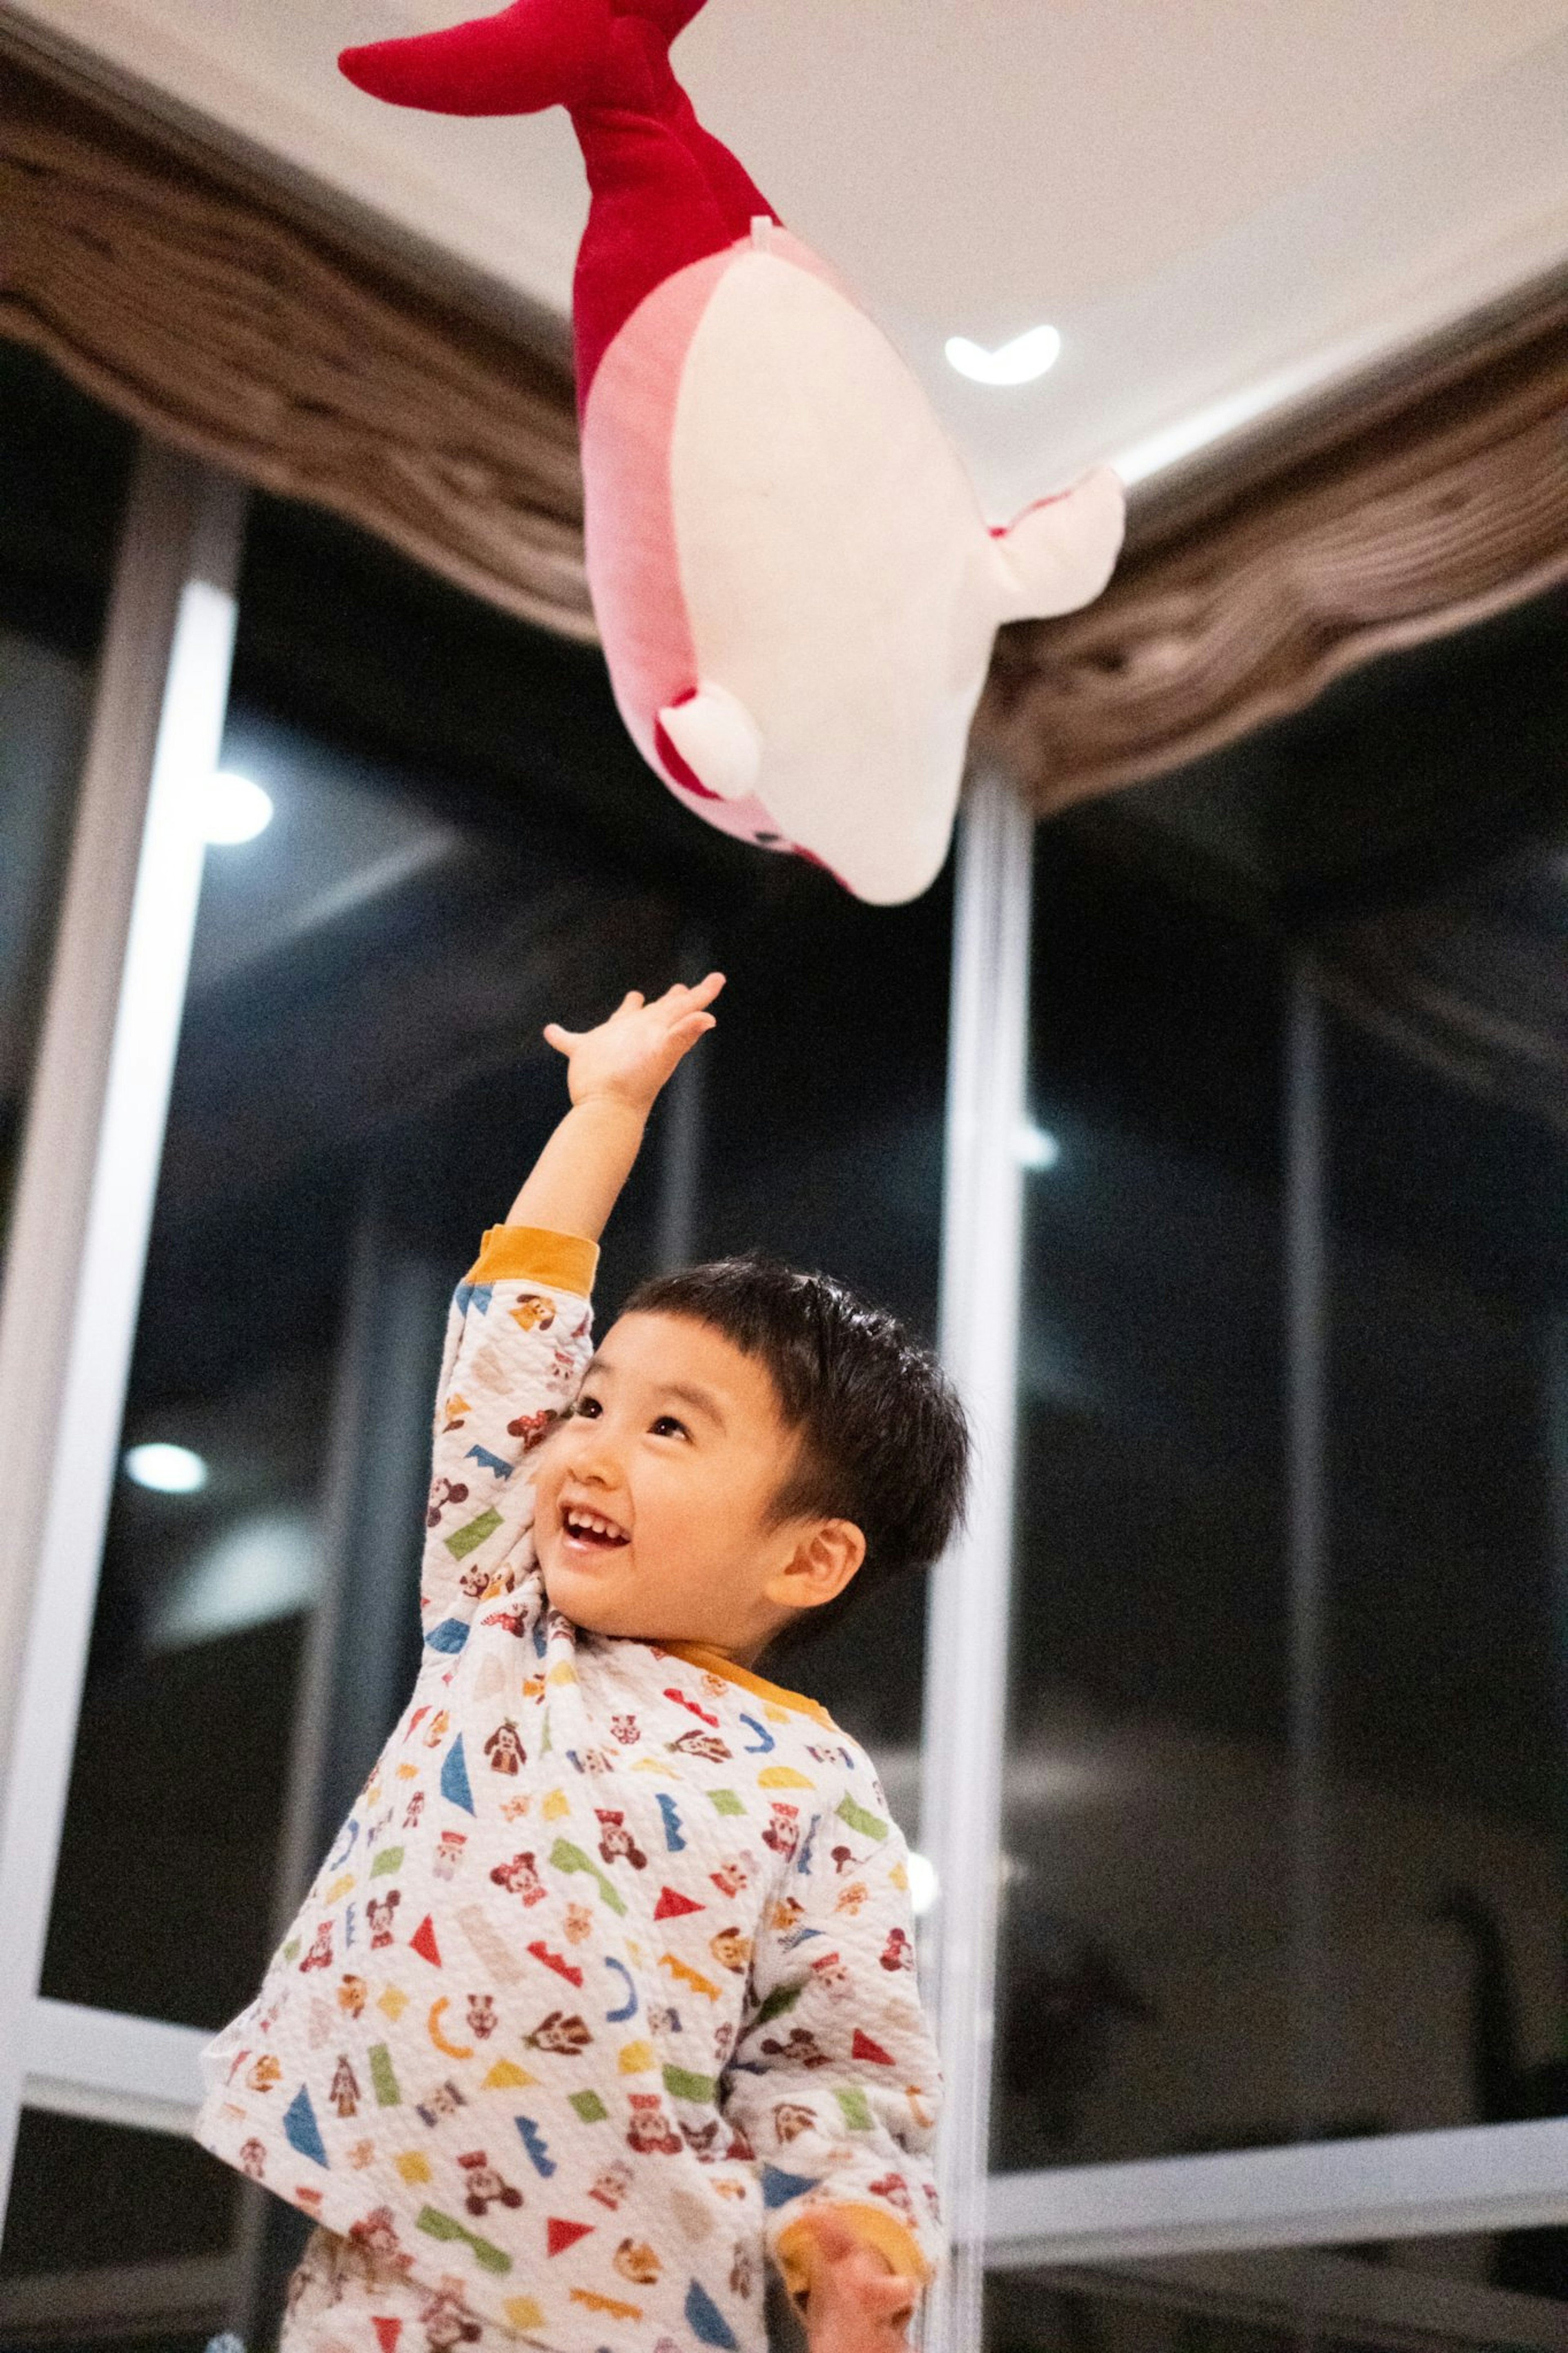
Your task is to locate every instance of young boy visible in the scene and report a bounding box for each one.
[196,975,967,2353]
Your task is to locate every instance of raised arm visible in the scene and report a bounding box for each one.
[510,976,722,1236]
[420,974,724,1629]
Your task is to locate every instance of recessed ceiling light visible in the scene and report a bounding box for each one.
[205,771,274,847]
[945,324,1063,389]
[1018,1122,1062,1173]
[124,1441,209,1494]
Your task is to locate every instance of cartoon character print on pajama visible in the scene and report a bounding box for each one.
[194,1225,943,2353]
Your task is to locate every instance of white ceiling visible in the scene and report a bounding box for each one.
[13,0,1568,515]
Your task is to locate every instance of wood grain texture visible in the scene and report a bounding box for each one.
[0,47,593,640]
[977,294,1568,814]
[7,37,1568,812]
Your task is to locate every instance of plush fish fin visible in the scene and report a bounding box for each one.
[342,1,605,118]
[989,465,1126,622]
[340,0,713,119]
[657,685,764,803]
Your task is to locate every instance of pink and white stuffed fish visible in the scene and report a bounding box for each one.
[341,0,1125,903]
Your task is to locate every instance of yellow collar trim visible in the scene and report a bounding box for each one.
[657,1642,836,1730]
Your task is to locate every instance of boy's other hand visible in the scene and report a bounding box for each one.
[543,973,725,1117]
[797,2212,917,2353]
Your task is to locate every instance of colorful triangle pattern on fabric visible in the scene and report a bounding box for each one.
[761,2163,819,2208]
[441,1735,476,1814]
[282,2083,328,2167]
[548,2216,595,2257]
[685,2278,740,2349]
[483,2059,539,2090]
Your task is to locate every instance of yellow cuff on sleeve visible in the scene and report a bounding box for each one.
[774,2205,933,2307]
[466,1225,599,1296]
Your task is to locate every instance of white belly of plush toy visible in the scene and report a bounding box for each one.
[583,229,1124,906]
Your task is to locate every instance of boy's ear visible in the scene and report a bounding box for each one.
[763,1519,866,1616]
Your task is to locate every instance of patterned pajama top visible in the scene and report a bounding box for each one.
[194,1225,943,2352]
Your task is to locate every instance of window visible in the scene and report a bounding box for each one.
[992,584,1568,2288]
[0,2109,237,2318]
[987,2223,1568,2349]
[5,466,951,2333]
[6,370,1567,2353]
[999,825,1287,2169]
[0,345,134,1233]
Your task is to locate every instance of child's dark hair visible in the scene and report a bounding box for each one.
[620,1255,970,1649]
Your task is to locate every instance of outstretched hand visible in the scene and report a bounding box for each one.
[797,2213,918,2353]
[544,973,725,1116]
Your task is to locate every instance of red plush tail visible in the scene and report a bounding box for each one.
[341,0,603,118]
[635,0,709,31]
[340,0,764,410]
[339,0,709,118]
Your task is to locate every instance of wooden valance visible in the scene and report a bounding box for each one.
[976,286,1568,812]
[0,40,593,640]
[4,28,1568,804]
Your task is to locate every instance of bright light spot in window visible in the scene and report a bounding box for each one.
[907,1852,939,1917]
[945,324,1063,388]
[124,1441,209,1494]
[149,1510,320,1648]
[204,770,274,846]
[1018,1122,1062,1173]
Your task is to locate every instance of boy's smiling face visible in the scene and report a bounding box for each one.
[530,1310,862,1659]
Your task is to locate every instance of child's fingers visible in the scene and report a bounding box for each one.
[657,970,725,1010]
[817,2257,911,2320]
[808,2275,913,2353]
[799,2219,915,2353]
[542,1021,577,1053]
[799,2212,863,2266]
[617,990,646,1012]
[862,2276,915,2326]
[667,1012,718,1056]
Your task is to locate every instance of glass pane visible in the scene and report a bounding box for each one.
[0,2110,236,2276]
[38,491,947,2048]
[694,870,952,1820]
[986,2225,1568,2351]
[1,2335,218,2353]
[998,823,1287,2168]
[1318,976,1568,2140]
[0,2336,218,2353]
[998,585,1568,2168]
[0,345,135,1239]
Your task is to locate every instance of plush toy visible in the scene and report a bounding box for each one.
[340,0,1125,904]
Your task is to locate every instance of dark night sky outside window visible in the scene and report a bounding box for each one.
[986,2223,1568,2350]
[996,589,1568,2222]
[0,346,134,1235]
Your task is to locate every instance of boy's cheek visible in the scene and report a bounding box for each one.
[531,1446,566,1516]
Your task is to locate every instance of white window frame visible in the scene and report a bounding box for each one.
[918,765,1034,2353]
[0,426,1564,2344]
[0,440,245,2217]
[982,2120,1568,2267]
[917,781,1568,2350]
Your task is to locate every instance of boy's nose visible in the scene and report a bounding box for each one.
[561,1431,619,1485]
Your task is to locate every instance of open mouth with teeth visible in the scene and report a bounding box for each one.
[560,1505,631,1553]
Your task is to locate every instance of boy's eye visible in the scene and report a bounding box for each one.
[650,1415,690,1440]
[571,1396,602,1420]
